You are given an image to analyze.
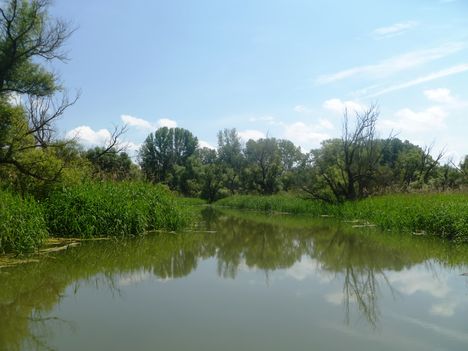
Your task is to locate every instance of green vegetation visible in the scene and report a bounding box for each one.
[45,182,190,238]
[216,194,336,215]
[0,189,47,253]
[341,193,468,241]
[216,193,468,241]
[0,0,467,253]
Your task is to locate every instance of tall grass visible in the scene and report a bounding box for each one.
[342,193,468,241]
[45,182,191,238]
[0,190,48,253]
[215,193,468,241]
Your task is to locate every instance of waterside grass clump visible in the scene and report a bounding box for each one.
[0,190,48,253]
[215,193,468,241]
[341,193,468,241]
[45,182,191,238]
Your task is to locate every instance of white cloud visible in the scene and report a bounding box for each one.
[157,118,177,128]
[283,122,329,150]
[316,42,465,84]
[238,129,266,141]
[120,115,178,131]
[199,140,216,149]
[365,63,468,98]
[119,271,151,286]
[66,126,112,146]
[372,21,418,39]
[121,114,153,131]
[286,257,320,281]
[121,141,141,154]
[380,106,448,133]
[424,88,455,104]
[324,291,345,305]
[323,98,366,114]
[387,267,450,299]
[430,301,457,317]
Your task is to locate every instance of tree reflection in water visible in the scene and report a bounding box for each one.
[1,207,468,350]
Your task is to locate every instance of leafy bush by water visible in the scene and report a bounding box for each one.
[45,182,190,238]
[0,190,48,253]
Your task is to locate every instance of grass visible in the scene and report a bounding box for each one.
[45,182,192,238]
[215,193,468,242]
[0,181,196,253]
[0,190,48,253]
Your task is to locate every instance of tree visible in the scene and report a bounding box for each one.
[244,138,283,194]
[217,128,244,194]
[0,0,72,96]
[139,127,199,192]
[305,105,390,202]
[0,0,77,188]
[85,146,138,181]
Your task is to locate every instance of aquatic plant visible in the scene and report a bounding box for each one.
[215,193,468,241]
[0,190,48,253]
[44,182,191,238]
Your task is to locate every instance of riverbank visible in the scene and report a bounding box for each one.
[215,193,468,242]
[0,182,200,254]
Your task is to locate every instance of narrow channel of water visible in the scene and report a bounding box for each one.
[1,208,467,351]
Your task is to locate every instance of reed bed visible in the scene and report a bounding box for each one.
[215,193,468,241]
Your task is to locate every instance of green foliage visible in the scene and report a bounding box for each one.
[44,182,191,238]
[0,0,70,96]
[341,193,468,241]
[216,193,468,241]
[139,127,199,194]
[0,189,47,253]
[216,194,336,215]
[85,147,140,181]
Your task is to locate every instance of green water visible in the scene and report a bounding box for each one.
[1,208,468,351]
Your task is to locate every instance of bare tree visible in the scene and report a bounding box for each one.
[24,92,80,147]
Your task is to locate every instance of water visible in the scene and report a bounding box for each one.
[1,208,468,351]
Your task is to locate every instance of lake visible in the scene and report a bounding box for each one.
[1,208,467,351]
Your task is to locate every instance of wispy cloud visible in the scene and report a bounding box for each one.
[316,42,465,84]
[372,21,418,39]
[365,63,468,97]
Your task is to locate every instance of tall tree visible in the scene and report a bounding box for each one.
[139,127,198,191]
[217,128,244,194]
[0,0,78,187]
[244,138,283,194]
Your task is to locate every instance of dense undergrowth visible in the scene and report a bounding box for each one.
[0,182,197,253]
[216,193,468,242]
[0,191,48,253]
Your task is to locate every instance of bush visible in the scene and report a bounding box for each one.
[0,190,48,253]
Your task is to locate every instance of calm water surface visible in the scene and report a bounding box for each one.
[1,208,468,351]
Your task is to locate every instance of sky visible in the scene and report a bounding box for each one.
[48,0,468,162]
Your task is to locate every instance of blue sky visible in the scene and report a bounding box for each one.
[50,0,468,162]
